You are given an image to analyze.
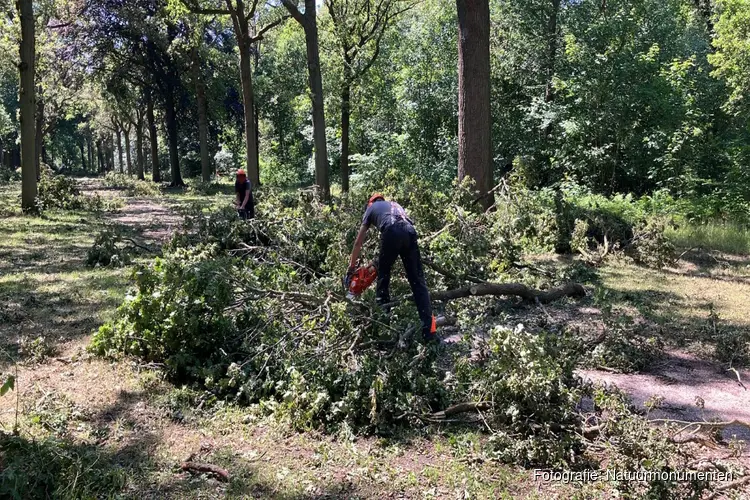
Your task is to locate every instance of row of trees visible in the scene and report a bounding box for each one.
[3,0,750,212]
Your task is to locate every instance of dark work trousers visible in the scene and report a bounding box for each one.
[237,194,255,220]
[377,221,433,339]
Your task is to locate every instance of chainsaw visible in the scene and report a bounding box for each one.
[344,262,378,299]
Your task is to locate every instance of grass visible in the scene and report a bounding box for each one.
[667,220,750,255]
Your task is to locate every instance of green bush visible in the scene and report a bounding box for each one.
[36,167,82,210]
[454,325,584,466]
[85,228,135,267]
[103,172,160,196]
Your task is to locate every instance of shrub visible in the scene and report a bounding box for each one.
[86,228,136,267]
[454,325,584,466]
[103,172,160,196]
[36,167,82,210]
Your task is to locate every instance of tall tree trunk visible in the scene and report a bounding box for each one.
[0,140,4,169]
[79,142,86,170]
[18,0,36,210]
[96,140,104,173]
[192,46,211,182]
[235,20,260,186]
[456,0,492,208]
[135,120,145,181]
[340,68,352,193]
[164,79,181,186]
[34,91,43,178]
[124,128,132,175]
[146,91,160,183]
[108,138,115,171]
[302,2,330,200]
[116,128,123,173]
[87,136,93,170]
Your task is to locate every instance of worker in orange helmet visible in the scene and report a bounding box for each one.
[348,193,437,342]
[235,169,254,219]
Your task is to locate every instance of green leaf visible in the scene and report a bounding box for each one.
[1,375,15,396]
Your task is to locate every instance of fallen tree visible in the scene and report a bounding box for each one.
[431,282,586,303]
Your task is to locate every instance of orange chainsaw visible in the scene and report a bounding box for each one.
[344,262,378,299]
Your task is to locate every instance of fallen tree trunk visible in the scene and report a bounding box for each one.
[431,282,586,304]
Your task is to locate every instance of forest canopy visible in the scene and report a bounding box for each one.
[1,0,749,216]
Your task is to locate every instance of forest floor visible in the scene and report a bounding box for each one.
[0,179,749,499]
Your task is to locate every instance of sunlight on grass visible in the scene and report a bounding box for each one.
[668,222,750,255]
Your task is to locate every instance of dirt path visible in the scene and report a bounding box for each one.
[580,350,750,441]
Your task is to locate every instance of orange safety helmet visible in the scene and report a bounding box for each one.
[367,192,385,207]
[236,169,246,178]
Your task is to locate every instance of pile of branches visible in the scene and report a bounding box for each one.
[92,178,590,464]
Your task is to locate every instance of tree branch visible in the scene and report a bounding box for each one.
[430,282,586,304]
[249,15,290,42]
[280,0,305,24]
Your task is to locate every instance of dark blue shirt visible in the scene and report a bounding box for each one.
[235,179,252,203]
[362,200,412,232]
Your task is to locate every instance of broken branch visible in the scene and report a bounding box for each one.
[180,461,230,482]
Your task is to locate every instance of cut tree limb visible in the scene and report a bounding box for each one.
[180,461,230,482]
[431,401,492,420]
[431,282,586,304]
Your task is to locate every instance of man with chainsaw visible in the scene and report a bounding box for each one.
[235,169,254,219]
[346,193,437,342]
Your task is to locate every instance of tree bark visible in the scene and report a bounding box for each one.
[146,92,160,183]
[87,136,93,170]
[431,282,586,304]
[456,0,492,209]
[34,89,43,178]
[303,3,330,200]
[79,142,86,170]
[115,128,123,173]
[235,19,260,187]
[340,74,351,193]
[19,0,36,211]
[164,79,181,186]
[135,119,145,181]
[96,140,104,173]
[192,46,211,182]
[123,127,132,175]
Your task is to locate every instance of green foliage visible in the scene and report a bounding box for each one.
[0,375,14,397]
[85,228,135,268]
[92,181,588,443]
[710,0,750,117]
[455,325,583,466]
[91,249,237,382]
[18,335,56,364]
[36,168,83,211]
[103,172,160,197]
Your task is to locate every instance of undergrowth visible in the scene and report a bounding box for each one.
[103,172,161,197]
